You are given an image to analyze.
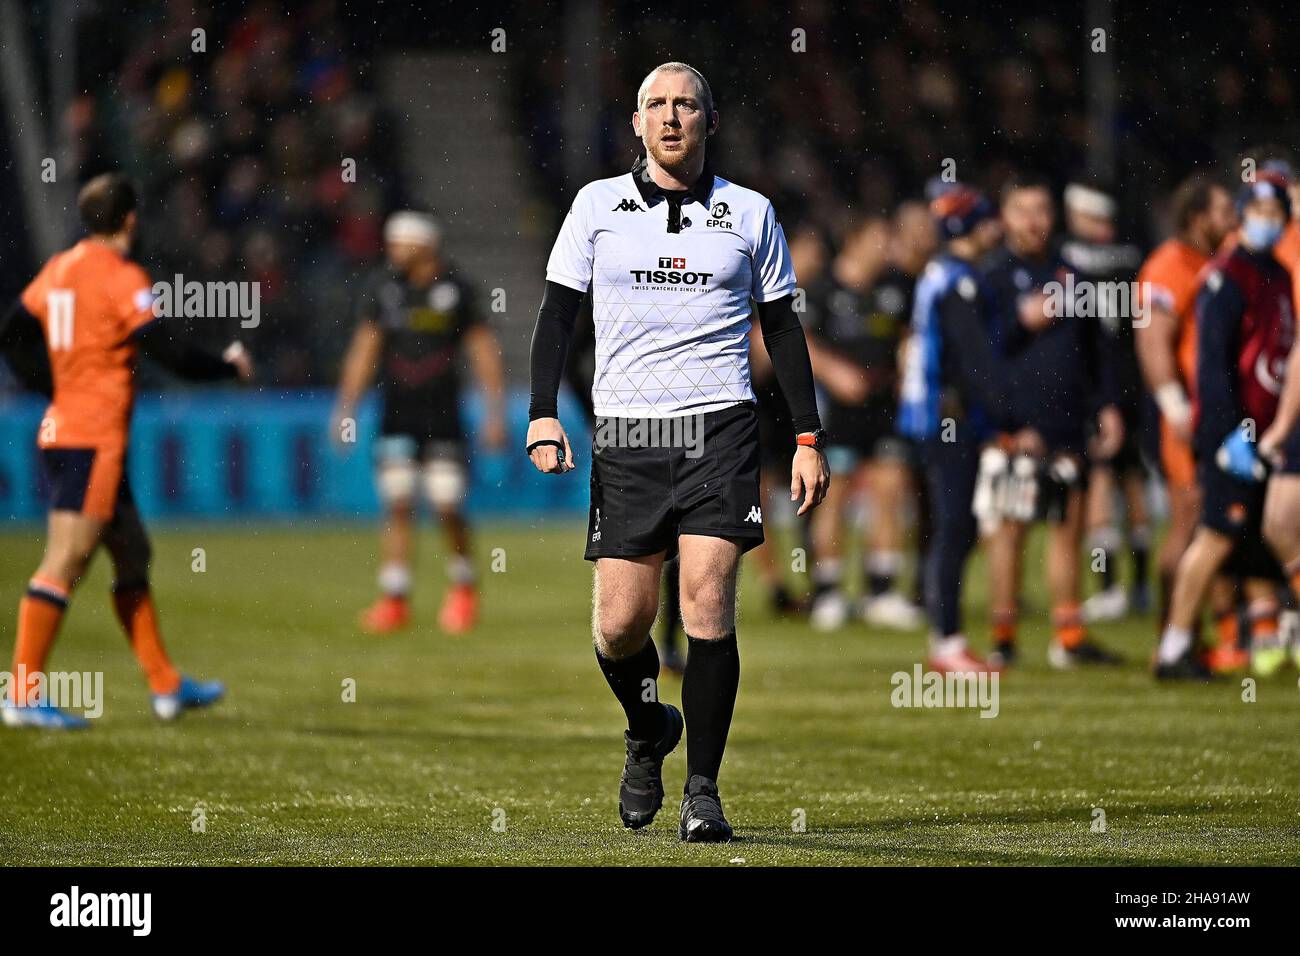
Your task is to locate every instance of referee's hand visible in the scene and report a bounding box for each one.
[791,446,829,516]
[526,417,575,474]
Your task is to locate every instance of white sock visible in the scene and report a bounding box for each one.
[1157,625,1192,664]
[1088,526,1122,554]
[448,555,475,586]
[930,633,967,657]
[813,558,843,589]
[868,550,903,576]
[378,563,411,597]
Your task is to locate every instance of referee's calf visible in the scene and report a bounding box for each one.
[526,62,827,842]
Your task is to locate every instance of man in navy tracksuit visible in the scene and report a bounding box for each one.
[899,185,1009,673]
[980,174,1125,669]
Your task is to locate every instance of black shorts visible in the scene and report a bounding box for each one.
[380,398,463,445]
[1199,464,1280,579]
[585,402,764,561]
[1093,404,1146,476]
[825,400,897,457]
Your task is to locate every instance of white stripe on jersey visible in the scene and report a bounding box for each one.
[546,171,795,418]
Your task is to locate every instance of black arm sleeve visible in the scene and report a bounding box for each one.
[755,295,822,435]
[938,289,1011,430]
[133,320,237,381]
[528,280,585,420]
[1194,273,1245,457]
[0,300,53,397]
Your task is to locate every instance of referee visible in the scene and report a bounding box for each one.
[526,62,827,842]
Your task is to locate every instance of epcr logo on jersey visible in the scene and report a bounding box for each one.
[708,202,732,228]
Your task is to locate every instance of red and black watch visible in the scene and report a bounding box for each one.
[795,428,826,452]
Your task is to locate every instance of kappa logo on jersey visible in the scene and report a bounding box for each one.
[629,258,714,286]
[745,505,762,523]
[612,199,645,212]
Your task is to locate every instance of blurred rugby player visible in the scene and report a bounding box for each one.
[1158,174,1293,679]
[805,216,923,631]
[981,174,1123,668]
[899,186,1007,673]
[1060,182,1152,623]
[1135,174,1242,668]
[333,212,505,635]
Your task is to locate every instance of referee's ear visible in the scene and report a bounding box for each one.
[707,112,719,136]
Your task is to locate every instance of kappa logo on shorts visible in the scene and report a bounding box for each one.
[745,505,762,523]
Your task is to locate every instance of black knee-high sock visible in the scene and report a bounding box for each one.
[660,556,681,654]
[682,632,740,783]
[595,638,666,741]
[1131,526,1151,590]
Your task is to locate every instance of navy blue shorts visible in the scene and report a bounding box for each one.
[1199,464,1279,579]
[40,447,133,521]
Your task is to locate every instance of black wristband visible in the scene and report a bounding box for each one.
[525,438,567,465]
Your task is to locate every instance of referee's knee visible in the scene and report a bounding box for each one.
[679,587,735,638]
[592,605,656,659]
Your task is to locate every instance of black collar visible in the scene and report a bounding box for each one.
[631,155,714,206]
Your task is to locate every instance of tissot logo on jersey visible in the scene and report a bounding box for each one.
[629,257,714,287]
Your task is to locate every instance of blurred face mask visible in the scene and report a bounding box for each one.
[1241,213,1284,251]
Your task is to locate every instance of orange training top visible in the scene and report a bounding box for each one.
[20,239,155,448]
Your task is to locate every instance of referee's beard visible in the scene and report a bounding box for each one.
[645,135,706,184]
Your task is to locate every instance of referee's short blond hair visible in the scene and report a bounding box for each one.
[636,62,713,118]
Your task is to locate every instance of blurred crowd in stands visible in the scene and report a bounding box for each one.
[517,1,1299,252]
[69,0,403,387]
[7,0,1296,389]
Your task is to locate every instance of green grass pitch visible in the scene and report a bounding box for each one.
[1,522,1298,866]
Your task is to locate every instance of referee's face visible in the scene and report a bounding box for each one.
[634,72,714,173]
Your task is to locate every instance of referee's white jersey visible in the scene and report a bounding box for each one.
[546,164,796,418]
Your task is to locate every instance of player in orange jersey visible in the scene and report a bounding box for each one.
[0,173,253,729]
[1134,173,1240,667]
